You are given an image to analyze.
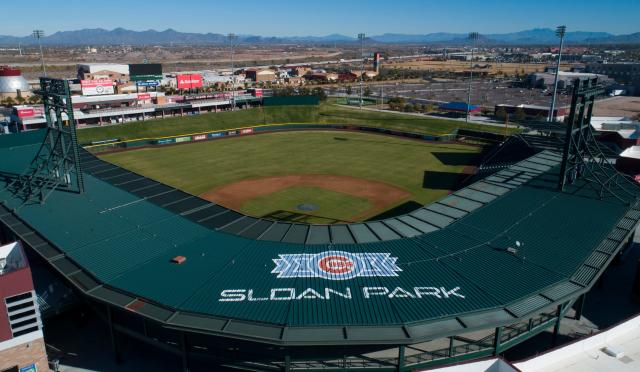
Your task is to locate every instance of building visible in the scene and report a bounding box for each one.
[244,68,276,82]
[0,66,31,99]
[527,71,611,90]
[439,101,481,114]
[77,63,130,83]
[0,241,48,372]
[586,63,640,95]
[616,145,640,176]
[495,104,568,122]
[290,66,311,77]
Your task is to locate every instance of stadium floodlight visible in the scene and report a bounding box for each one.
[548,25,567,122]
[228,33,238,111]
[466,32,479,123]
[358,33,366,109]
[32,30,47,77]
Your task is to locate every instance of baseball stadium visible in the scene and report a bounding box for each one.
[1,78,639,371]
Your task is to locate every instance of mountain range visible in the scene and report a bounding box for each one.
[0,27,638,45]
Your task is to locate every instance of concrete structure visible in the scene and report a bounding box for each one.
[77,63,130,83]
[0,66,31,99]
[0,241,48,372]
[514,312,640,372]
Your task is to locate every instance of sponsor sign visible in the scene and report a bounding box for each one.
[81,79,114,96]
[156,138,175,145]
[240,128,253,135]
[177,74,203,89]
[137,93,151,100]
[19,364,37,372]
[175,136,191,143]
[228,130,238,136]
[16,108,35,118]
[209,132,224,138]
[193,134,207,141]
[136,80,159,87]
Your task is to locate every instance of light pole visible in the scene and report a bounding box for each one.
[228,33,238,111]
[466,32,479,123]
[548,25,566,122]
[32,30,46,77]
[358,33,365,109]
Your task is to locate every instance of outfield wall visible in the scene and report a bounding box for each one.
[82,123,501,154]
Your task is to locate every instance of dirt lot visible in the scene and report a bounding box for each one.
[593,96,640,118]
[387,59,571,76]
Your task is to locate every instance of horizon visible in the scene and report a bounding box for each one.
[1,26,639,39]
[1,0,639,37]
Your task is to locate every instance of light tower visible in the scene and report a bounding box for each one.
[228,33,238,111]
[466,32,479,123]
[548,25,567,122]
[358,33,366,109]
[32,30,46,77]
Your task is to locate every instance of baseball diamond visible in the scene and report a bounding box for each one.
[1,108,639,371]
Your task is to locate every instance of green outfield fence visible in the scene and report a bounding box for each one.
[263,96,320,106]
[81,123,479,154]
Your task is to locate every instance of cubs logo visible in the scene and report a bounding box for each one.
[272,251,401,280]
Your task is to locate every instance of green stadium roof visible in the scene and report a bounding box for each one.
[0,130,638,345]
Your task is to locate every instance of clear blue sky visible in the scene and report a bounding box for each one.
[2,0,638,36]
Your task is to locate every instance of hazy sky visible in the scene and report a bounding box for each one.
[2,0,638,36]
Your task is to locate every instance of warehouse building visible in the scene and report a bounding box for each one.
[587,63,640,95]
[77,64,130,83]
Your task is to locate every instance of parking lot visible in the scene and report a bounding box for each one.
[331,80,573,110]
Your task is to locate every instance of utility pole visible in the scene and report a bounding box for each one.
[358,33,365,109]
[548,25,566,122]
[32,30,46,77]
[466,32,479,123]
[228,33,238,111]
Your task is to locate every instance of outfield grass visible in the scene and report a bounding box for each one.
[78,102,516,144]
[240,186,371,224]
[100,131,482,222]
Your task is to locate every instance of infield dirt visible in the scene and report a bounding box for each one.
[201,174,411,221]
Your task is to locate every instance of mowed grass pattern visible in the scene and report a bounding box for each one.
[101,131,482,220]
[240,186,371,224]
[79,102,517,144]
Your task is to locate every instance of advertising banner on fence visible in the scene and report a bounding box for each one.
[177,74,203,89]
[137,93,151,100]
[81,79,114,96]
[16,108,35,118]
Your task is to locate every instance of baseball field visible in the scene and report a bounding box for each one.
[100,130,483,224]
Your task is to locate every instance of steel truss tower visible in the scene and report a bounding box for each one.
[558,77,638,204]
[7,78,84,205]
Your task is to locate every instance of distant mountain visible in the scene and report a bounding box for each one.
[371,29,618,45]
[0,28,637,45]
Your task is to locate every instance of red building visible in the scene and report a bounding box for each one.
[0,241,49,372]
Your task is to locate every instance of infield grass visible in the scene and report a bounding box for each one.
[100,131,482,222]
[240,186,371,224]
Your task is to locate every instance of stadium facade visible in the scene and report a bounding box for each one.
[0,79,639,371]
